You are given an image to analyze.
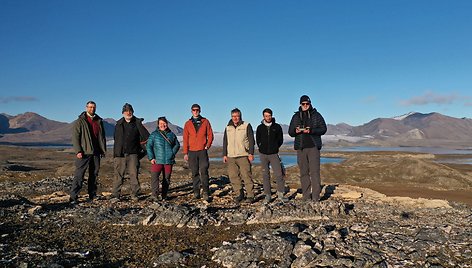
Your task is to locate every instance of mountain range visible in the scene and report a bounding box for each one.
[0,112,182,145]
[1,111,471,146]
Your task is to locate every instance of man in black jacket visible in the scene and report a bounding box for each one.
[288,95,327,202]
[256,108,287,204]
[111,103,150,201]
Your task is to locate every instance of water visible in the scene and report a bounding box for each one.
[210,154,344,167]
[436,158,472,165]
[326,146,472,155]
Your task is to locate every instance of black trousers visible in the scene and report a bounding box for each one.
[188,150,210,196]
[70,154,100,200]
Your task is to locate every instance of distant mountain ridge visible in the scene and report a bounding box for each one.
[350,112,472,140]
[1,111,471,145]
[0,112,182,145]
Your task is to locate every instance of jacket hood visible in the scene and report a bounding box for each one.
[155,128,171,133]
[116,116,142,125]
[260,117,276,124]
[189,115,204,121]
[297,106,316,113]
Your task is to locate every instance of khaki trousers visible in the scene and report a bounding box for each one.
[227,156,254,198]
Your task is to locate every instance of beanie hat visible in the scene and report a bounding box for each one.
[122,103,134,113]
[191,104,201,110]
[300,95,311,104]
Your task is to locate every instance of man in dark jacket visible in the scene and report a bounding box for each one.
[70,101,107,204]
[111,103,150,201]
[256,108,287,204]
[288,95,327,201]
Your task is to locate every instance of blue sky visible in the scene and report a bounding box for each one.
[1,0,471,131]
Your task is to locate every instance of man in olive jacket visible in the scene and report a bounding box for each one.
[70,101,107,204]
[288,95,327,202]
[111,103,150,201]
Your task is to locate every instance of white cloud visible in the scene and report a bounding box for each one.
[400,91,465,106]
[0,96,38,104]
[362,96,377,104]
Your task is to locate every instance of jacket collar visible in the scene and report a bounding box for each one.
[227,119,244,127]
[79,111,102,121]
[117,116,137,125]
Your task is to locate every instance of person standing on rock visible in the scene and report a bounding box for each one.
[70,101,107,204]
[288,95,327,202]
[111,103,150,201]
[256,108,288,204]
[183,104,214,202]
[147,117,180,201]
[223,108,255,204]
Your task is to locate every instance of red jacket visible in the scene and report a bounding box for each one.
[183,117,214,154]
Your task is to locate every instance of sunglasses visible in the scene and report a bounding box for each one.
[301,102,311,106]
[192,109,200,112]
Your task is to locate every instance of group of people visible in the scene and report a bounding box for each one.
[69,94,327,205]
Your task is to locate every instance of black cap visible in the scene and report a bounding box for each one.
[300,95,311,104]
[122,103,134,113]
[191,104,201,110]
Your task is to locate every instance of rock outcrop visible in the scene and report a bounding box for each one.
[1,181,471,267]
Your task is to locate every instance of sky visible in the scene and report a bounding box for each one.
[1,0,471,131]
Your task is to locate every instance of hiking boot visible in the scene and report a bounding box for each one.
[194,193,201,200]
[108,194,120,200]
[202,193,210,202]
[245,197,255,204]
[69,198,78,205]
[277,192,288,202]
[263,195,271,205]
[234,194,244,204]
[109,197,119,203]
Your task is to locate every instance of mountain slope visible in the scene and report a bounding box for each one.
[350,112,472,141]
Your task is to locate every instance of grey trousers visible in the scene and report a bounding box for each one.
[227,156,254,198]
[112,154,141,197]
[188,150,210,196]
[260,153,285,195]
[70,154,101,200]
[297,147,321,201]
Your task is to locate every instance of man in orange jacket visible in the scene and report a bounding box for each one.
[183,104,214,202]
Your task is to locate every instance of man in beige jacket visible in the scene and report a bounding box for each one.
[223,108,255,203]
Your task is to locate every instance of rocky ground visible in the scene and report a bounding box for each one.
[1,145,472,267]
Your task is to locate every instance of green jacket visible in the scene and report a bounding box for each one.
[72,112,107,155]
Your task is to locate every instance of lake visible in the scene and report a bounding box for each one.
[211,154,344,167]
[325,146,472,155]
[436,158,472,165]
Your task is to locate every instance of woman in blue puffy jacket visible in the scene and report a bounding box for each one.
[146,117,180,201]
